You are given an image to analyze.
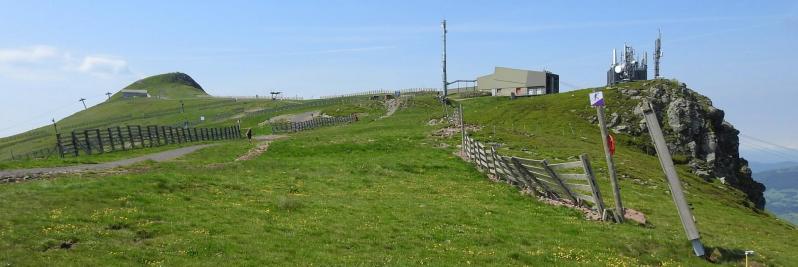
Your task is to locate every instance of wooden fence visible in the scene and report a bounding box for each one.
[450,104,609,219]
[271,114,356,133]
[462,135,607,217]
[55,124,241,158]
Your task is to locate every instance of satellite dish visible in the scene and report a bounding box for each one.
[614,65,623,74]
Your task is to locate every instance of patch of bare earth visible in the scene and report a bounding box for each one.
[235,134,287,161]
[379,99,400,119]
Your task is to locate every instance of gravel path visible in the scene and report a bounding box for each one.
[0,144,215,180]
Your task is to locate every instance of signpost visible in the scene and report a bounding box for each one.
[590,90,624,222]
[642,101,705,257]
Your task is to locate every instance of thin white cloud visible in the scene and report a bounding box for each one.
[0,45,60,63]
[78,55,130,76]
[0,45,131,80]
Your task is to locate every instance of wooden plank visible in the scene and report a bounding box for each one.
[498,156,523,186]
[528,170,553,180]
[558,173,588,181]
[543,160,578,204]
[547,161,584,170]
[513,157,555,197]
[580,153,606,217]
[521,164,547,174]
[515,157,544,166]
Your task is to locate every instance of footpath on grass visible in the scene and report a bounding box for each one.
[0,144,215,182]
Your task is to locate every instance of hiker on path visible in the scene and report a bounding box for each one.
[246,128,253,143]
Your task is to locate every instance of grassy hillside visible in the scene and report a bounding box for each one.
[115,72,207,100]
[0,73,306,162]
[1,91,796,265]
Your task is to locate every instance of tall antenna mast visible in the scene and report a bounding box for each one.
[441,19,448,97]
[655,29,663,78]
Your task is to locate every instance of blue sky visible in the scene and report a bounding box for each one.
[0,0,796,162]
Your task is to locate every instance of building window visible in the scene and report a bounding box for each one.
[527,88,545,95]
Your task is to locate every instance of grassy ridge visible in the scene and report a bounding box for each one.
[1,94,796,265]
[115,72,207,100]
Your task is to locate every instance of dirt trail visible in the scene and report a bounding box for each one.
[380,99,400,119]
[0,144,215,182]
[235,135,287,161]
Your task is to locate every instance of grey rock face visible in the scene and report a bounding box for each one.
[604,80,766,209]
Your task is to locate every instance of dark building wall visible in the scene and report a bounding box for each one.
[546,73,560,94]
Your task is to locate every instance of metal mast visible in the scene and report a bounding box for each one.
[441,19,448,97]
[655,29,662,78]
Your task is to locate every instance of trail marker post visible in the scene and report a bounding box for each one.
[590,90,624,222]
[642,102,705,257]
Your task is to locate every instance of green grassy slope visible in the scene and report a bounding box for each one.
[115,72,207,100]
[0,73,305,162]
[1,93,795,265]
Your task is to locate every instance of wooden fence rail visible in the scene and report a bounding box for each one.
[54,124,241,158]
[271,114,357,133]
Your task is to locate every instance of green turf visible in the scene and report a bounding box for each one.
[1,94,795,266]
[0,141,214,170]
[115,72,207,100]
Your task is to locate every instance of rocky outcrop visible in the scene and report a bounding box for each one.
[601,80,765,209]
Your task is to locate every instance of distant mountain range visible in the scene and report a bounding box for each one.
[749,161,798,173]
[754,163,798,225]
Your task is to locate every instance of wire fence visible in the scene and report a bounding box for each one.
[271,114,357,133]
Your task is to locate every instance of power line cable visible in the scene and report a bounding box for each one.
[740,134,798,154]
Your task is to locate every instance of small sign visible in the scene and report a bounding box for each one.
[589,91,605,107]
[200,116,205,121]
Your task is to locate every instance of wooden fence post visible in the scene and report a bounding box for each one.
[107,128,115,151]
[161,126,168,144]
[594,88,625,221]
[460,104,465,152]
[117,126,125,151]
[136,125,144,148]
[56,133,65,158]
[83,130,92,155]
[181,127,188,142]
[126,125,135,149]
[170,127,177,143]
[580,154,606,218]
[143,126,151,147]
[95,129,104,153]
